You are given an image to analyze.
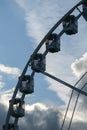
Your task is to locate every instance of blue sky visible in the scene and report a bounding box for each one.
[0,0,87,129]
[0,0,60,105]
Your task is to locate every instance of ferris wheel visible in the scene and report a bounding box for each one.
[3,0,87,130]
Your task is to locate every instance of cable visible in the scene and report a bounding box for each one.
[61,90,74,130]
[61,72,87,130]
[68,82,87,130]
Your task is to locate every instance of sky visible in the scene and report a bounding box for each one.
[0,0,87,130]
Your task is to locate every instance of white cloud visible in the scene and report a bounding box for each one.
[25,102,48,112]
[15,0,64,44]
[61,106,87,122]
[71,53,87,78]
[0,64,21,107]
[20,102,61,130]
[18,102,87,127]
[45,53,78,104]
[15,0,27,11]
[0,100,87,130]
[0,88,15,107]
[0,82,5,89]
[0,64,21,77]
[25,11,46,44]
[0,75,4,89]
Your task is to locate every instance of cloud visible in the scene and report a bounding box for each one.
[0,88,15,107]
[23,107,60,130]
[0,101,61,130]
[71,53,87,78]
[15,0,66,44]
[0,103,7,130]
[0,82,5,89]
[0,100,87,130]
[0,64,21,77]
[70,53,87,121]
[20,103,61,130]
[70,122,87,130]
[15,0,27,11]
[0,64,21,107]
[25,11,46,44]
[0,75,5,89]
[25,102,48,112]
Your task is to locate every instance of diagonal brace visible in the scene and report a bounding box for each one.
[40,71,87,97]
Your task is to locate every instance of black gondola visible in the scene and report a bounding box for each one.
[62,15,78,35]
[19,75,34,94]
[9,98,25,118]
[31,53,46,72]
[82,0,87,21]
[45,33,60,53]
